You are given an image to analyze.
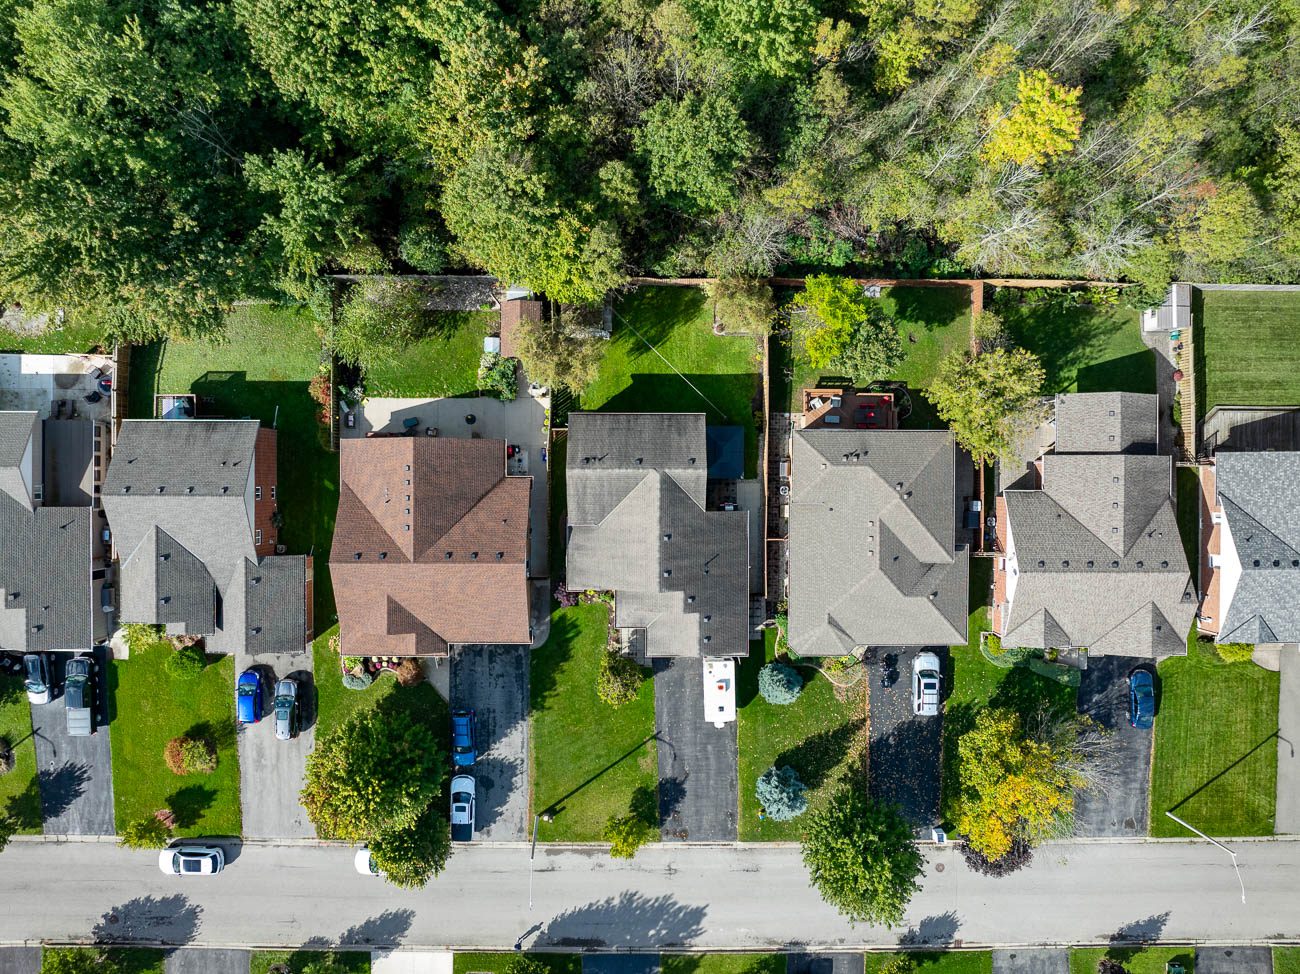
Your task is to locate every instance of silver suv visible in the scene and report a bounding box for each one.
[912,652,942,717]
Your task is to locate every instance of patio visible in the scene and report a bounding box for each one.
[0,352,113,422]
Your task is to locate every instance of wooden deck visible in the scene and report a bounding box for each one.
[1200,405,1300,453]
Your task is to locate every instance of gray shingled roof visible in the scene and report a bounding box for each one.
[566,413,749,658]
[788,429,968,654]
[1001,396,1194,658]
[1215,452,1300,643]
[0,411,36,508]
[1054,393,1158,455]
[218,555,308,655]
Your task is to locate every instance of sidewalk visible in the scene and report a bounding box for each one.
[1277,647,1300,833]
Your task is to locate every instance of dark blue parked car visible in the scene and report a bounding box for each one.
[1129,669,1155,729]
[237,668,264,724]
[451,709,477,767]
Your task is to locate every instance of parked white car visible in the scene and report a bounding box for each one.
[450,774,476,842]
[158,845,225,876]
[354,847,380,876]
[912,652,942,717]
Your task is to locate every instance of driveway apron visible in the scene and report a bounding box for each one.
[165,950,251,974]
[992,950,1069,974]
[1075,656,1150,837]
[653,658,737,842]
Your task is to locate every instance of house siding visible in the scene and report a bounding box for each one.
[254,427,278,557]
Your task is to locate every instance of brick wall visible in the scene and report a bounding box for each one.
[253,427,278,556]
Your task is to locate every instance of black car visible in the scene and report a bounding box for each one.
[64,655,95,736]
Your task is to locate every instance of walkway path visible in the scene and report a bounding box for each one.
[1277,646,1300,834]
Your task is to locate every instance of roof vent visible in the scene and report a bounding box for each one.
[635,458,643,465]
[159,553,170,562]
[404,464,411,472]
[471,551,479,559]
[403,524,410,532]
[663,533,672,541]
[404,479,411,486]
[221,486,229,494]
[1161,560,1169,568]
[703,635,711,644]
[379,552,387,560]
[122,486,130,493]
[703,615,711,623]
[251,576,261,585]
[1086,560,1094,568]
[1037,560,1045,568]
[1113,477,1120,484]
[1275,560,1282,567]
[160,596,170,605]
[353,552,362,560]
[1112,560,1120,568]
[220,460,227,467]
[688,457,696,464]
[127,457,136,464]
[445,551,453,559]
[662,569,672,577]
[686,595,695,604]
[1253,559,1261,567]
[1062,560,1069,567]
[496,552,504,560]
[186,486,194,494]
[1136,560,1144,568]
[896,482,904,491]
[156,486,165,493]
[30,624,41,633]
[251,626,261,635]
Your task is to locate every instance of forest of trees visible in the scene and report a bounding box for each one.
[0,0,1296,341]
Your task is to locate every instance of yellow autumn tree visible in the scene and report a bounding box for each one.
[981,69,1084,167]
[953,708,1085,861]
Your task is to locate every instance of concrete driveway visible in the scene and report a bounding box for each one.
[0,948,39,974]
[1075,655,1150,837]
[866,647,942,832]
[450,645,530,841]
[992,950,1068,974]
[30,648,115,835]
[234,648,315,839]
[1195,947,1272,974]
[653,658,737,842]
[165,951,251,974]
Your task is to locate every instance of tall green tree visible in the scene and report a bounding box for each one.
[928,346,1046,463]
[635,92,752,216]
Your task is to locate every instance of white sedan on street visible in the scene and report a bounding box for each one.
[158,846,225,876]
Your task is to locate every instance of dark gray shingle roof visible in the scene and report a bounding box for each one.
[1054,392,1158,455]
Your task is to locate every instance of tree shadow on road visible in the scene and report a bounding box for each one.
[1104,912,1173,967]
[92,894,202,947]
[898,910,961,947]
[338,909,416,946]
[540,891,706,950]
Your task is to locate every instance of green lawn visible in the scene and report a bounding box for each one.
[127,303,339,630]
[362,310,496,398]
[1070,948,1194,974]
[1000,295,1155,396]
[42,950,166,974]
[0,316,111,354]
[1196,288,1300,418]
[311,625,404,742]
[1275,947,1300,974]
[737,629,867,841]
[586,286,762,477]
[0,674,42,832]
[250,952,370,974]
[453,955,582,974]
[864,952,992,974]
[1175,467,1200,579]
[1150,633,1278,836]
[109,638,242,836]
[531,602,657,841]
[662,956,786,974]
[940,557,1078,826]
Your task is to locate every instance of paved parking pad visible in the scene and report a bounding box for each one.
[0,948,40,974]
[1196,947,1273,974]
[788,955,863,974]
[31,648,115,835]
[1075,656,1150,837]
[235,648,315,839]
[653,658,738,842]
[165,950,251,974]
[992,950,1068,974]
[450,645,530,841]
[866,647,942,832]
[583,957,661,974]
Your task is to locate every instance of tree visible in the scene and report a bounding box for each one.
[1174,180,1267,276]
[685,0,820,78]
[982,70,1084,167]
[1215,642,1254,663]
[597,650,648,707]
[800,787,924,925]
[708,279,775,336]
[369,804,452,889]
[756,765,808,820]
[164,736,217,776]
[603,808,658,858]
[758,661,803,704]
[788,275,879,369]
[829,306,905,386]
[635,92,753,216]
[40,950,107,974]
[513,314,605,392]
[119,814,173,850]
[0,814,16,853]
[928,346,1046,463]
[300,705,447,842]
[503,960,549,974]
[163,645,206,681]
[332,279,430,372]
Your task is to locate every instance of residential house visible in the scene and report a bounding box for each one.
[103,420,310,654]
[565,412,749,658]
[992,393,1195,658]
[1199,452,1300,644]
[330,436,532,657]
[788,428,968,654]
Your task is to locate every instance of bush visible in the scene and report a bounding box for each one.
[163,645,205,680]
[553,582,579,608]
[122,623,165,652]
[164,736,217,776]
[756,765,808,820]
[1216,641,1254,663]
[397,223,448,273]
[342,656,364,670]
[758,661,803,705]
[1096,960,1129,974]
[119,814,173,850]
[342,670,373,691]
[878,959,915,974]
[603,809,658,858]
[597,650,647,707]
[961,837,1035,876]
[394,658,424,687]
[821,655,853,675]
[478,351,517,400]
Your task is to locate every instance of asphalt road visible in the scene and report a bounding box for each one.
[0,838,1295,949]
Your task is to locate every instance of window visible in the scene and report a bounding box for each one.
[271,485,276,499]
[255,529,263,545]
[1209,553,1222,568]
[1211,511,1223,524]
[255,486,262,500]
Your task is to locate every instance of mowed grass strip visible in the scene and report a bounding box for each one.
[1197,288,1300,416]
[126,303,339,631]
[250,952,370,974]
[0,674,41,832]
[1070,948,1194,974]
[531,603,657,841]
[864,952,992,974]
[737,629,867,841]
[109,639,242,837]
[362,310,495,398]
[662,955,786,974]
[452,954,582,974]
[1150,634,1278,836]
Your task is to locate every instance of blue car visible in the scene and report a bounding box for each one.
[451,709,477,766]
[237,669,263,724]
[1128,669,1155,729]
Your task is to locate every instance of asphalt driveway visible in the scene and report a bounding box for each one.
[1075,655,1150,837]
[165,951,251,974]
[1195,947,1272,974]
[866,647,942,832]
[653,657,738,842]
[992,950,1068,974]
[450,645,530,841]
[30,648,115,835]
[235,648,315,839]
[0,948,39,974]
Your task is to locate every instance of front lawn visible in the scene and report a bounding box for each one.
[42,950,166,974]
[1275,948,1300,974]
[1070,948,1195,974]
[940,557,1078,826]
[250,952,369,974]
[737,629,868,841]
[453,955,582,974]
[126,303,338,630]
[1150,633,1278,837]
[864,952,992,974]
[999,293,1155,396]
[662,955,786,974]
[311,625,404,742]
[530,602,657,841]
[109,637,242,836]
[0,674,42,832]
[584,286,762,477]
[1196,288,1300,418]
[362,310,496,398]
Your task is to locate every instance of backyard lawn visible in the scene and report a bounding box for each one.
[362,310,496,398]
[662,956,786,974]
[864,953,992,974]
[1195,288,1300,418]
[250,952,369,974]
[126,303,339,630]
[1150,633,1278,837]
[585,286,762,477]
[531,602,657,841]
[0,316,110,355]
[999,293,1155,396]
[109,637,242,837]
[736,629,867,841]
[0,673,42,832]
[1070,947,1195,974]
[453,955,582,974]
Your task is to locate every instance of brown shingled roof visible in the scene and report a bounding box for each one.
[499,299,542,360]
[330,438,532,655]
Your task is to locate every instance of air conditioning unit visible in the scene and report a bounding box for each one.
[779,484,790,496]
[276,544,287,554]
